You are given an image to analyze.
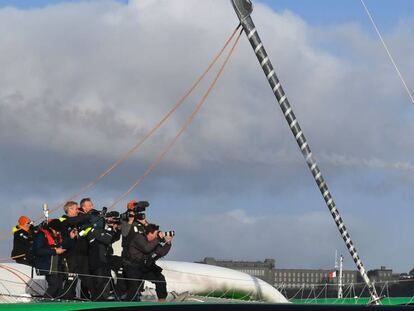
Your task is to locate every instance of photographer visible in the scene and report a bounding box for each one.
[124,223,173,302]
[121,200,149,247]
[88,211,121,301]
[33,219,67,298]
[76,197,97,299]
[59,201,91,300]
[120,200,149,300]
[11,216,34,266]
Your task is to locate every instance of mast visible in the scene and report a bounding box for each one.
[230,0,379,303]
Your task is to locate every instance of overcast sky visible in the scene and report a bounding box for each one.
[0,0,413,273]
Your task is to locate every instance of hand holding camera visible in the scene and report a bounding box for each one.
[55,247,66,255]
[158,231,165,240]
[69,228,78,239]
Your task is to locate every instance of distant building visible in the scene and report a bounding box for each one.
[366,266,396,282]
[198,257,275,284]
[274,268,357,289]
[198,258,402,294]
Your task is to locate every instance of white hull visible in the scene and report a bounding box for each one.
[0,261,288,303]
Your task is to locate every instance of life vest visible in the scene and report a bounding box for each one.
[11,226,20,234]
[40,228,61,247]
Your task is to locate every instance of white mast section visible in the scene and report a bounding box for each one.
[338,255,343,299]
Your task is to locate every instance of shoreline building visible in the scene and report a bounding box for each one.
[197,258,404,297]
[198,257,276,285]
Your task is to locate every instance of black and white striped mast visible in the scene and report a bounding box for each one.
[230,0,380,303]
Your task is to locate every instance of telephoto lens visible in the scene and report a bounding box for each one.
[164,230,175,237]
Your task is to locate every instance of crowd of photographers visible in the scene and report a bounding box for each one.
[11,198,174,301]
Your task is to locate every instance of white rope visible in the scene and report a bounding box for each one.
[360,0,414,105]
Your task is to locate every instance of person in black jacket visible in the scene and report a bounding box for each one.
[76,197,97,299]
[11,216,34,266]
[120,201,149,299]
[121,200,148,249]
[33,219,69,298]
[123,223,173,302]
[59,200,91,300]
[88,219,121,301]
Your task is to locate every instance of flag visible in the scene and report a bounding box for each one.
[328,271,337,279]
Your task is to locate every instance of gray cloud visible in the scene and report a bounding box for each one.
[0,0,413,272]
[162,208,392,270]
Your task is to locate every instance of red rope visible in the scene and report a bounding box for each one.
[109,29,243,209]
[31,25,242,224]
[0,26,242,242]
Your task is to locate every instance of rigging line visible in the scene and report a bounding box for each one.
[360,0,414,105]
[0,265,43,297]
[108,28,243,210]
[0,264,45,291]
[27,24,242,224]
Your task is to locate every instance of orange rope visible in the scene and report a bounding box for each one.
[0,26,241,242]
[108,29,243,209]
[29,25,241,223]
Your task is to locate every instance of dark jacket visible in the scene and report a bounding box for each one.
[11,227,34,266]
[75,210,97,257]
[124,233,171,269]
[59,214,91,272]
[88,227,121,270]
[121,222,145,257]
[33,229,61,275]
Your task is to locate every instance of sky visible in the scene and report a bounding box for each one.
[0,0,413,273]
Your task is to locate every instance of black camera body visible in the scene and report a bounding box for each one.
[105,211,121,226]
[164,230,175,237]
[88,208,121,228]
[131,201,149,213]
[121,201,150,222]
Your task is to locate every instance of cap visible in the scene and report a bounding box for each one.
[127,200,137,210]
[48,219,62,232]
[18,216,31,227]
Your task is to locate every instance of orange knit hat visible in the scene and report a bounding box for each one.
[18,216,30,227]
[127,200,137,210]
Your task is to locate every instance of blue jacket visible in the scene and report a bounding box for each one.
[33,230,59,275]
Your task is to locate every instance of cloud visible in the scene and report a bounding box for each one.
[0,0,413,271]
[162,209,368,269]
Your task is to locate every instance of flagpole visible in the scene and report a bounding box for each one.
[338,255,343,299]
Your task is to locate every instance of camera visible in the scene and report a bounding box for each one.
[105,211,121,226]
[121,201,150,222]
[131,201,149,213]
[88,207,121,228]
[164,231,175,237]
